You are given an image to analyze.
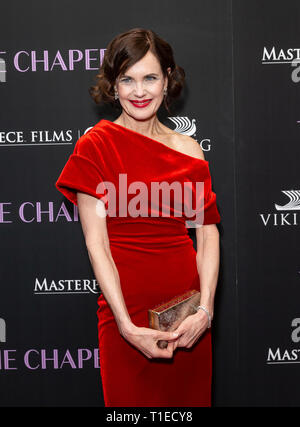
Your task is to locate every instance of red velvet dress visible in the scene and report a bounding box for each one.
[55,119,221,407]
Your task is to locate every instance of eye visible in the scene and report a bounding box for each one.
[120,77,132,83]
[145,75,157,81]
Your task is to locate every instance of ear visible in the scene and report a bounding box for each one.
[164,67,171,89]
[114,78,119,91]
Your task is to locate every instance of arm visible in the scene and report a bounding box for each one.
[77,191,132,337]
[195,223,220,323]
[171,223,220,349]
[173,135,220,321]
[77,191,178,358]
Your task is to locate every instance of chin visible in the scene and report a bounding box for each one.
[127,107,158,121]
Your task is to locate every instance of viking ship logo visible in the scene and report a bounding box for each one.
[0,53,6,83]
[168,116,196,136]
[0,318,6,342]
[275,190,300,210]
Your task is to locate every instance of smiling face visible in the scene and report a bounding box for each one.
[114,50,170,121]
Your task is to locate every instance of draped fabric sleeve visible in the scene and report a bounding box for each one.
[202,172,221,225]
[185,162,221,228]
[55,133,107,207]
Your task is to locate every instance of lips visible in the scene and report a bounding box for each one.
[129,99,152,108]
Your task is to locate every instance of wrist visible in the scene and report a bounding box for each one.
[195,305,212,328]
[199,295,214,319]
[118,318,135,337]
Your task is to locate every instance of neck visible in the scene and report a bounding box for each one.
[116,112,163,137]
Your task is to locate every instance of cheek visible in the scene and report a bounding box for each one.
[148,82,164,97]
[118,85,131,98]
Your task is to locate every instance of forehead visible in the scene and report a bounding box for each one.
[123,51,162,75]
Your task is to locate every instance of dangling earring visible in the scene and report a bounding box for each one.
[163,88,167,97]
[114,90,119,100]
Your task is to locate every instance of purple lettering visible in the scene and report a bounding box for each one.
[78,349,92,368]
[85,49,99,70]
[24,349,39,369]
[36,202,54,222]
[41,349,59,369]
[0,350,18,370]
[69,50,83,70]
[55,202,78,222]
[0,202,12,223]
[50,51,67,71]
[59,350,76,369]
[19,202,34,222]
[94,348,100,368]
[14,51,29,72]
[31,50,49,72]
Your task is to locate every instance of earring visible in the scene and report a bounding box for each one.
[163,88,167,97]
[114,90,119,100]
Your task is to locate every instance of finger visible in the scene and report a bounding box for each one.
[153,342,174,358]
[157,348,173,358]
[158,331,180,341]
[142,350,152,359]
[175,337,185,347]
[168,341,175,352]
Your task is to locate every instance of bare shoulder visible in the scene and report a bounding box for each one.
[170,132,206,161]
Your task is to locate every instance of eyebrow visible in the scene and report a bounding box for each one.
[120,73,159,78]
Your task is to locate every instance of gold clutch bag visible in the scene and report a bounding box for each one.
[148,289,201,349]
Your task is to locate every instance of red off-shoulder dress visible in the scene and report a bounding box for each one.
[55,119,221,407]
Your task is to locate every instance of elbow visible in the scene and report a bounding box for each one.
[196,224,219,255]
[85,237,110,259]
[203,223,219,238]
[202,224,220,248]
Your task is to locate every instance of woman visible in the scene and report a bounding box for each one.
[55,28,221,407]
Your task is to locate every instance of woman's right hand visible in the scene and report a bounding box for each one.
[120,323,179,359]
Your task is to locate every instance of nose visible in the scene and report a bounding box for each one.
[133,81,146,97]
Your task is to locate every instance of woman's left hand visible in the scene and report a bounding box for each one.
[171,310,210,350]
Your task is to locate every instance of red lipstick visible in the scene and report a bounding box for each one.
[129,99,152,108]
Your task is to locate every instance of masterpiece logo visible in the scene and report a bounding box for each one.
[0,48,106,82]
[261,46,300,83]
[34,277,100,295]
[262,46,300,63]
[259,189,300,227]
[267,318,300,364]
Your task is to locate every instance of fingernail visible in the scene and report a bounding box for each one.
[173,332,179,337]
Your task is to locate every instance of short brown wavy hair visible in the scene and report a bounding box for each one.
[89,28,185,113]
